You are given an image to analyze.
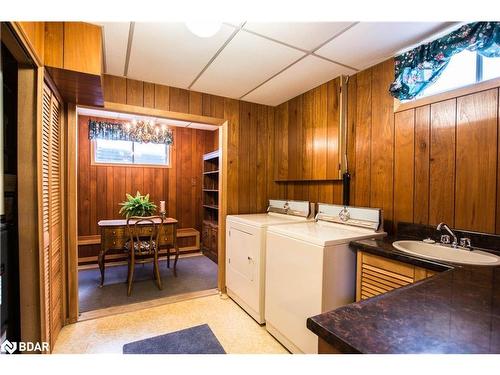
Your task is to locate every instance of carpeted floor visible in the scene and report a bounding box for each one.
[78,255,217,312]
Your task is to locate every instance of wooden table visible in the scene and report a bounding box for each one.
[97,217,178,287]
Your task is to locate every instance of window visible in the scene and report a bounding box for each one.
[93,139,170,167]
[418,50,500,98]
[483,55,500,81]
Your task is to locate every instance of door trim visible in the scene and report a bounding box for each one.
[66,104,228,322]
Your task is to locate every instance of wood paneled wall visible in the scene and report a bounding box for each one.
[271,78,344,204]
[274,57,500,235]
[349,59,395,225]
[392,88,500,233]
[77,114,216,259]
[347,58,500,234]
[274,78,341,182]
[100,62,500,236]
[102,75,276,216]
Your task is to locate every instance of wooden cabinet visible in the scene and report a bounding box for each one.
[44,22,102,75]
[16,22,45,64]
[15,21,102,75]
[356,251,436,301]
[63,22,102,75]
[201,150,219,263]
[43,22,104,106]
[202,220,218,263]
[202,222,210,249]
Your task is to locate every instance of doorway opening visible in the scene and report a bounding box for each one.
[73,106,223,319]
[1,41,21,347]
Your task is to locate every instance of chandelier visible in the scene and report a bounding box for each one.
[124,120,174,145]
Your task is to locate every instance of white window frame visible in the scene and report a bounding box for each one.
[91,139,172,168]
[418,51,499,99]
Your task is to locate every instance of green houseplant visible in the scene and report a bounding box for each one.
[119,191,157,218]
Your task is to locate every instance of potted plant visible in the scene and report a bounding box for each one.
[119,191,157,218]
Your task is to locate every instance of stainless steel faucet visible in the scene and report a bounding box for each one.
[437,222,458,248]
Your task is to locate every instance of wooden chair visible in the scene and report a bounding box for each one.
[125,216,164,296]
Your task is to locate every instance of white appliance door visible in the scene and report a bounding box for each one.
[265,231,323,354]
[226,221,260,313]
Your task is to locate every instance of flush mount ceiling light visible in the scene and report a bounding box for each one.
[185,21,222,38]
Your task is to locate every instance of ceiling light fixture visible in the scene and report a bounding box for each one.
[185,21,222,38]
[125,120,174,144]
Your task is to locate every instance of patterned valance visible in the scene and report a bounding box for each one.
[88,120,174,145]
[389,22,500,100]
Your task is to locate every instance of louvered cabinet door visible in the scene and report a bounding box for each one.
[41,85,52,346]
[40,83,64,350]
[356,251,435,301]
[49,92,63,344]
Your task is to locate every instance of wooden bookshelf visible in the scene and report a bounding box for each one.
[202,150,219,263]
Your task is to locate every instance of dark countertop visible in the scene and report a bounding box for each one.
[307,227,500,354]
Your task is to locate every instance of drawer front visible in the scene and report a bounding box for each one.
[158,225,175,246]
[102,227,127,249]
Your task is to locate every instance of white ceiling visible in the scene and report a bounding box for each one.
[97,21,456,106]
[245,55,356,106]
[77,107,219,130]
[315,22,453,71]
[128,23,235,88]
[191,30,305,98]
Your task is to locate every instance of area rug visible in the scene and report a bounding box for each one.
[79,255,217,312]
[122,324,226,354]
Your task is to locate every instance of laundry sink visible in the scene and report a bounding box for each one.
[392,240,500,266]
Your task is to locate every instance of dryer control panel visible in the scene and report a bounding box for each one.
[315,204,383,232]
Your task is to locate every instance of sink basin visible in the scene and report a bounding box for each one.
[392,240,500,266]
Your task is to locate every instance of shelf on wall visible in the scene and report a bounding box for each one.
[203,150,220,161]
[203,204,219,210]
[202,149,220,264]
[202,219,219,226]
[274,178,342,182]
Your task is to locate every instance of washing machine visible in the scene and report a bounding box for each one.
[265,204,385,353]
[226,200,314,324]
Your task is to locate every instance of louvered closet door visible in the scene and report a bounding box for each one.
[40,83,63,350]
[41,85,51,346]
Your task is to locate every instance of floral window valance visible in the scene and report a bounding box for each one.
[88,120,174,145]
[389,22,500,100]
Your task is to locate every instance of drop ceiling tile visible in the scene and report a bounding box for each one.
[127,22,235,89]
[315,22,449,70]
[243,55,355,106]
[192,31,305,99]
[243,22,355,51]
[100,22,130,76]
